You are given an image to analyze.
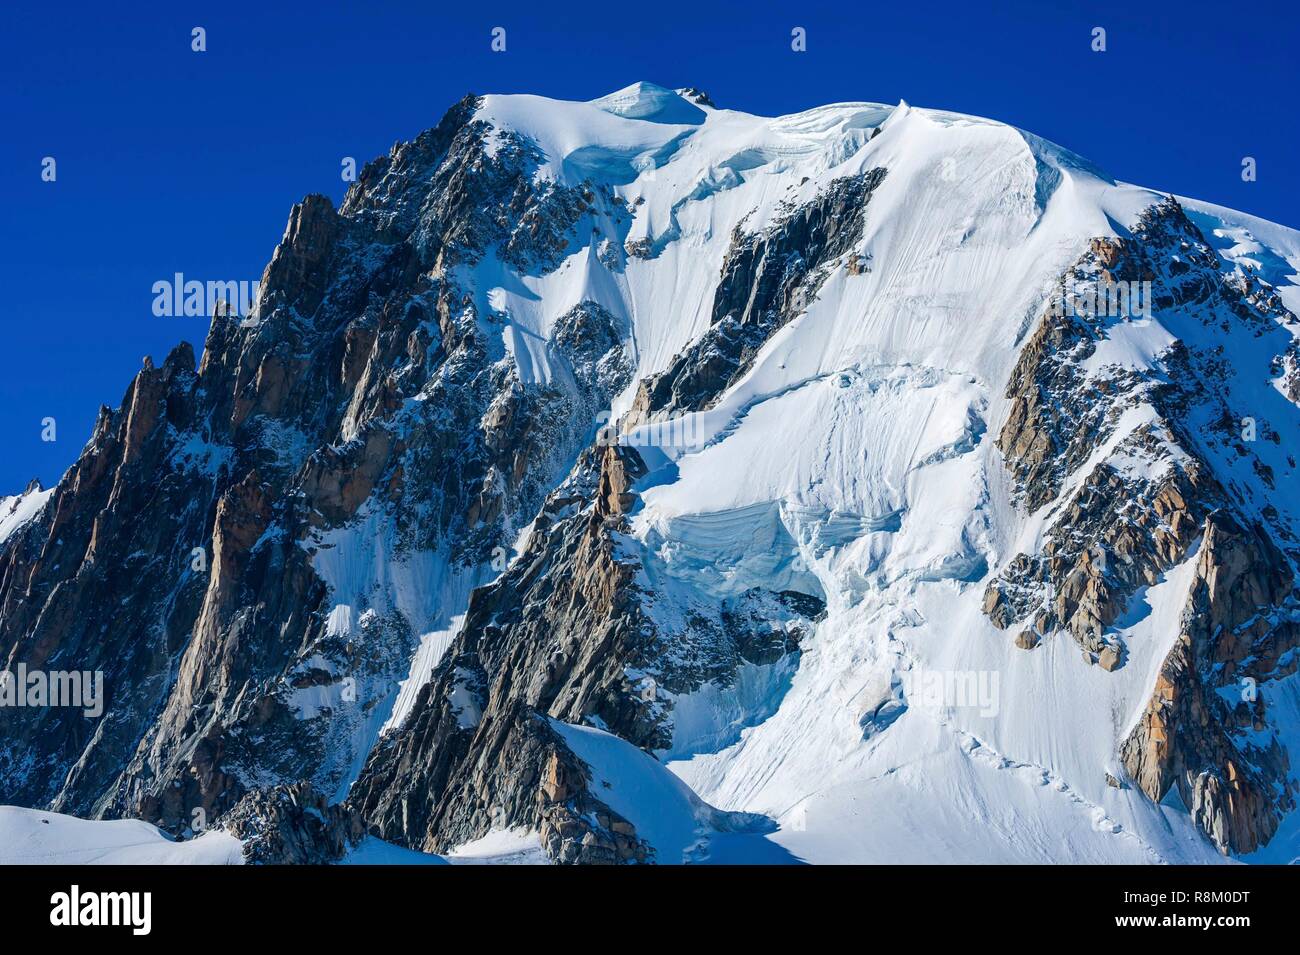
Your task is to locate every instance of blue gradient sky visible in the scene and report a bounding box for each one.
[2,0,1296,492]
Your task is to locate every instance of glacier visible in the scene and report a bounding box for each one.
[2,81,1298,865]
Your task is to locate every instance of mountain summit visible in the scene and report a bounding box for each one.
[2,87,1299,864]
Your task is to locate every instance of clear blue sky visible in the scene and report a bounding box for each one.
[1,0,1296,492]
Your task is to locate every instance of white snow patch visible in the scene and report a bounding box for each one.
[0,807,243,865]
[0,485,53,547]
[447,828,548,865]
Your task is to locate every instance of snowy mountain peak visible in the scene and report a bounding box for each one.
[588,81,708,124]
[3,84,1299,866]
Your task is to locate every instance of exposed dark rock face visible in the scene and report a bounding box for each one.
[225,782,363,864]
[984,435,1213,652]
[348,443,822,858]
[626,170,886,424]
[1276,339,1300,405]
[0,344,217,815]
[679,88,716,108]
[536,738,653,864]
[986,197,1300,853]
[0,94,634,835]
[1120,513,1299,854]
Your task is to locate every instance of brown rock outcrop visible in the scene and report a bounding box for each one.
[1121,512,1299,853]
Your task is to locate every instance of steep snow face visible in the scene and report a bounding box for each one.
[0,484,53,548]
[457,84,1300,863]
[1180,196,1300,317]
[549,719,791,864]
[474,86,1158,415]
[305,507,492,799]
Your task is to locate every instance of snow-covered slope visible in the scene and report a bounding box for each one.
[0,482,52,548]
[421,83,1298,863]
[4,82,1298,864]
[0,807,243,864]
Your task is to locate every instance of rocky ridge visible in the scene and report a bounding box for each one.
[983,198,1300,853]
